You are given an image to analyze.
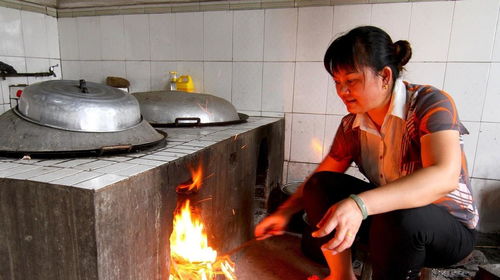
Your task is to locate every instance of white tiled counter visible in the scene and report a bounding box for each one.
[0,116,284,280]
[0,117,277,188]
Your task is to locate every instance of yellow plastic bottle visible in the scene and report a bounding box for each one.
[175,75,195,93]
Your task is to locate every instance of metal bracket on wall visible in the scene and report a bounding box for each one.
[0,64,59,80]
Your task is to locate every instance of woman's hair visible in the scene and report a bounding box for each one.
[324,26,412,82]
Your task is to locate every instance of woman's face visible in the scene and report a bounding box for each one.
[332,66,391,114]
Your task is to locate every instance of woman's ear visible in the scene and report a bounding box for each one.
[380,66,393,85]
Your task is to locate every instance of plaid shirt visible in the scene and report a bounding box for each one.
[329,79,478,229]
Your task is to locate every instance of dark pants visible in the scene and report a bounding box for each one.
[301,171,476,280]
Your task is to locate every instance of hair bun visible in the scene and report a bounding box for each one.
[394,40,412,69]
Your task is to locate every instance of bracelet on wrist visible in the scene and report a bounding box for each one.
[349,194,368,220]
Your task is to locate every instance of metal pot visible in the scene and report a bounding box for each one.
[18,79,140,132]
[0,80,166,157]
[132,90,247,127]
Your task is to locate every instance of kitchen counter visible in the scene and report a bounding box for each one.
[0,116,284,280]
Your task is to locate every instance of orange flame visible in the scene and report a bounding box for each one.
[169,200,236,280]
[177,164,204,193]
[170,200,217,263]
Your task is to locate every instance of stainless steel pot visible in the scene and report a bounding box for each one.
[0,80,166,157]
[132,90,247,126]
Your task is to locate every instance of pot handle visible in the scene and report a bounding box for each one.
[174,117,201,126]
[98,144,133,154]
[79,79,89,93]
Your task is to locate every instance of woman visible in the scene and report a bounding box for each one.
[255,26,478,280]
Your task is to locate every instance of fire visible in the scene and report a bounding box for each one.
[169,200,236,280]
[177,164,204,193]
[170,200,217,263]
[170,161,236,280]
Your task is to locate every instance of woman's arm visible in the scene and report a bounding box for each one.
[254,155,351,239]
[359,129,461,215]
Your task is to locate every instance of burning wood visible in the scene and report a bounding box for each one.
[169,199,236,280]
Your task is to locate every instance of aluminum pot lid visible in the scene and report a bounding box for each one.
[132,90,241,126]
[17,80,142,132]
[0,109,166,157]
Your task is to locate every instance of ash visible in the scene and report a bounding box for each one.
[429,250,488,280]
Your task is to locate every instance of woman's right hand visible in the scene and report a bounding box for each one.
[254,211,290,240]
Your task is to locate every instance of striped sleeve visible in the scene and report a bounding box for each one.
[414,86,468,136]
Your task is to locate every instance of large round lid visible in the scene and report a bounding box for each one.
[132,90,243,126]
[17,80,141,132]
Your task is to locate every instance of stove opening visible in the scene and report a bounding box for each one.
[254,138,269,225]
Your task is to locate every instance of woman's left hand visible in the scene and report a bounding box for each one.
[311,197,364,255]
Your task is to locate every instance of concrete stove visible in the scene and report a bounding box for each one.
[0,117,284,280]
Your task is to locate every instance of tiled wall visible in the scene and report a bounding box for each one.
[1,0,499,231]
[0,6,61,113]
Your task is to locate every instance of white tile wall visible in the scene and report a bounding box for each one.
[46,16,60,59]
[290,113,326,163]
[126,61,151,92]
[21,11,49,58]
[233,10,264,61]
[175,12,203,61]
[60,60,80,80]
[204,61,232,101]
[293,62,328,114]
[0,7,24,57]
[77,16,101,60]
[371,3,412,41]
[124,14,150,61]
[58,17,79,60]
[296,7,333,62]
[404,62,447,89]
[443,63,490,122]
[482,63,500,122]
[80,61,103,83]
[149,13,175,61]
[232,62,262,111]
[332,4,371,38]
[448,0,500,62]
[263,8,297,62]
[204,11,233,61]
[494,16,500,61]
[100,15,126,60]
[473,122,500,180]
[284,113,292,161]
[409,2,454,62]
[101,61,127,81]
[262,62,295,113]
